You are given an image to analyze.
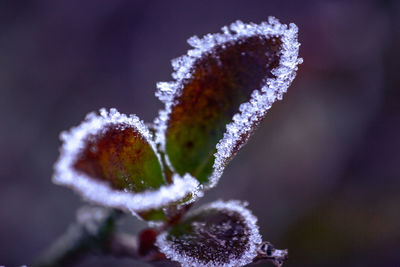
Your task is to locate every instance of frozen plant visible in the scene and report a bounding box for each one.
[38,17,302,267]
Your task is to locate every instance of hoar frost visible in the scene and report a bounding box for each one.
[154,17,302,190]
[53,108,202,217]
[156,200,262,267]
[51,17,298,267]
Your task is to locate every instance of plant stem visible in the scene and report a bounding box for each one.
[34,206,121,267]
[35,206,287,267]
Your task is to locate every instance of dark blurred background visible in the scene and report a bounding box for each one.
[1,0,399,266]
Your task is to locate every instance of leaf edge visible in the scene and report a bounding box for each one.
[156,199,262,267]
[153,17,303,190]
[53,108,203,218]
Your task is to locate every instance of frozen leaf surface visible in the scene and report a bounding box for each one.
[53,108,201,216]
[156,200,262,267]
[155,17,302,188]
[73,117,164,192]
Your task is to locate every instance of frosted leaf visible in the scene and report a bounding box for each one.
[53,108,202,218]
[156,200,262,267]
[154,18,302,189]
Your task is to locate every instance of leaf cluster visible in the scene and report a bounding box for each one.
[53,17,301,267]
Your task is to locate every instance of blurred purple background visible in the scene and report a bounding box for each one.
[1,0,399,266]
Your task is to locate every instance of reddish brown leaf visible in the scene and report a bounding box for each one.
[155,19,302,188]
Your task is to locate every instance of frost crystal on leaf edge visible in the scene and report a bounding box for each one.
[154,17,303,189]
[53,108,202,217]
[156,200,262,267]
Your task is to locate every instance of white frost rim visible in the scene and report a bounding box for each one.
[154,17,303,189]
[53,108,202,216]
[156,200,262,267]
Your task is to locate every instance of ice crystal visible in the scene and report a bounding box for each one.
[53,108,202,217]
[51,17,298,266]
[154,17,302,189]
[156,200,262,267]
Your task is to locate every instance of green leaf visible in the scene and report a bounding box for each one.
[156,200,262,267]
[53,109,201,217]
[165,34,281,185]
[66,109,164,192]
[73,121,163,192]
[155,18,302,188]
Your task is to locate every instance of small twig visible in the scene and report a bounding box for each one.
[36,206,287,267]
[34,206,121,267]
[35,206,173,267]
